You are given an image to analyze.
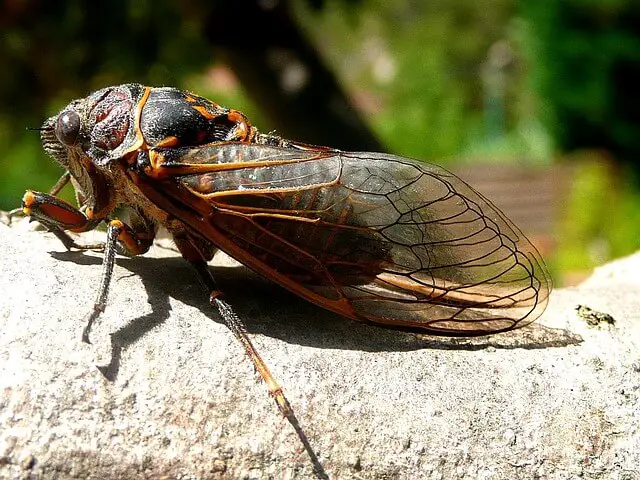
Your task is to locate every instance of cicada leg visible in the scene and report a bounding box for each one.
[7,172,73,224]
[21,186,158,342]
[47,171,73,196]
[82,218,156,343]
[169,233,293,408]
[21,189,105,250]
[171,232,327,477]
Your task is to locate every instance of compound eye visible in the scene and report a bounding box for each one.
[55,110,81,146]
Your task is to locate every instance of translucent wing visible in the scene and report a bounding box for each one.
[137,143,551,336]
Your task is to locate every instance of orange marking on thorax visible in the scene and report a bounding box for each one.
[193,105,216,120]
[155,136,181,148]
[129,87,152,152]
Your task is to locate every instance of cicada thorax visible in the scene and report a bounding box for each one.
[138,88,257,148]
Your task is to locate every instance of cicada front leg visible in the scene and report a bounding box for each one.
[8,171,74,220]
[21,189,105,251]
[7,171,69,224]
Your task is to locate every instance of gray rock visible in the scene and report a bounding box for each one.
[1,220,638,479]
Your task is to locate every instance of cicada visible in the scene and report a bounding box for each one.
[21,84,551,470]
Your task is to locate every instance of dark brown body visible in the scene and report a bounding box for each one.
[25,83,551,336]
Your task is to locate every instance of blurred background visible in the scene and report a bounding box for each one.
[1,0,639,286]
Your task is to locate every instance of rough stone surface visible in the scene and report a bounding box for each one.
[0,219,639,479]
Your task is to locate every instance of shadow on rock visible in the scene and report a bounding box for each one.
[50,249,581,376]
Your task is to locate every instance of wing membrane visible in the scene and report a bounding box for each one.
[138,143,551,336]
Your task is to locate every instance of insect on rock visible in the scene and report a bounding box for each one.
[20,84,552,472]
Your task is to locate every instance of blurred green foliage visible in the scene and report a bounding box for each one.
[521,0,640,281]
[522,0,640,167]
[554,153,640,279]
[295,0,527,160]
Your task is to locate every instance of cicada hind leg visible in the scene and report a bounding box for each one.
[170,231,327,477]
[168,232,294,408]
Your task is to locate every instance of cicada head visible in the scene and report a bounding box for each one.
[41,84,147,206]
[42,84,147,168]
